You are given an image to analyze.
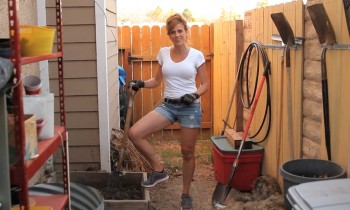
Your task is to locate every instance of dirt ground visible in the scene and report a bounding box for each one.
[110,132,285,210]
[148,163,285,210]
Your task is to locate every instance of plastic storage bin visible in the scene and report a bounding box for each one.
[23,93,54,140]
[211,136,264,191]
[19,25,55,56]
[287,178,350,210]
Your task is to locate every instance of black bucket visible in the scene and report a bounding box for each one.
[280,158,346,210]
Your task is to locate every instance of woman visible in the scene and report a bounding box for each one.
[128,13,209,210]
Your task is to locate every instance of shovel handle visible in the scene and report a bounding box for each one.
[228,60,270,185]
[117,86,136,172]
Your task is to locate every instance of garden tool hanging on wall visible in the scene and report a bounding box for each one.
[271,12,295,160]
[307,3,337,161]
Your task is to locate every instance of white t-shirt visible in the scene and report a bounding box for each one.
[157,46,205,99]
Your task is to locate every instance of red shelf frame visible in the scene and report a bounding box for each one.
[7,0,69,209]
[21,52,63,65]
[10,126,66,184]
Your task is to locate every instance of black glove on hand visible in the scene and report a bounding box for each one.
[129,80,144,91]
[180,93,200,105]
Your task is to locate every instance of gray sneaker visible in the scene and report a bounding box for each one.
[141,171,169,188]
[181,194,193,210]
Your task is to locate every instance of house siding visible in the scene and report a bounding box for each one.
[46,0,119,171]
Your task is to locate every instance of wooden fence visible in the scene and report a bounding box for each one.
[117,0,350,181]
[117,25,213,140]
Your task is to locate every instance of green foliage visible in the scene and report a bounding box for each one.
[182,8,195,22]
[146,6,163,22]
[219,8,239,21]
[257,0,268,8]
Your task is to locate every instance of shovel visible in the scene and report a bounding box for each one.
[212,42,270,208]
[271,12,295,160]
[307,3,337,160]
[107,84,136,190]
[116,86,136,174]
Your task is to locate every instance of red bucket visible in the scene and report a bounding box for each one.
[23,75,42,95]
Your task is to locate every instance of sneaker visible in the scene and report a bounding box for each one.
[141,171,169,188]
[181,194,193,210]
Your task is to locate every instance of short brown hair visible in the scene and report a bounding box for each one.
[166,13,188,35]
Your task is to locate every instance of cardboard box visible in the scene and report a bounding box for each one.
[8,114,38,165]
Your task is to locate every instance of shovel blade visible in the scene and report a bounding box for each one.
[307,3,336,45]
[271,12,295,46]
[212,183,231,208]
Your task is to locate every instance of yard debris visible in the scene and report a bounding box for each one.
[110,128,152,172]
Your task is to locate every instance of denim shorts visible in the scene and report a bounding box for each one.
[154,101,202,128]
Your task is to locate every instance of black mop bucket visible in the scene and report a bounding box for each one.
[280,158,346,210]
[29,182,104,210]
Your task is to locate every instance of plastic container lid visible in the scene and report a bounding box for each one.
[211,136,264,153]
[287,178,350,210]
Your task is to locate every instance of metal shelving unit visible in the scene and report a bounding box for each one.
[6,0,70,209]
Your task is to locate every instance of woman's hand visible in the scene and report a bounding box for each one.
[180,93,199,105]
[129,80,144,91]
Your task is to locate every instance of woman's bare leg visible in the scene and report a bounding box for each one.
[180,127,199,194]
[128,110,172,172]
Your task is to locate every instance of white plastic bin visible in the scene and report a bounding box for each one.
[287,178,350,210]
[23,93,54,140]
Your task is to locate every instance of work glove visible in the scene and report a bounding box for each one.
[128,80,144,91]
[180,93,200,105]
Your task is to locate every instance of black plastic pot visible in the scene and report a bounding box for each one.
[280,158,346,210]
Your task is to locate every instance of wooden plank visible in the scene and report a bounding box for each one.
[323,0,348,168]
[191,25,201,50]
[201,25,212,125]
[212,22,223,135]
[335,0,350,174]
[221,21,229,135]
[270,3,284,179]
[161,25,172,47]
[233,20,244,132]
[121,27,132,82]
[151,26,163,109]
[131,26,142,123]
[141,25,153,116]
